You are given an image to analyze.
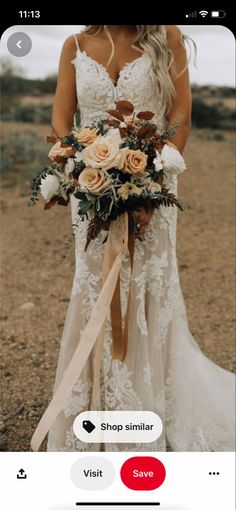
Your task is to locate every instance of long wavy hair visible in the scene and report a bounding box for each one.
[84,25,192,115]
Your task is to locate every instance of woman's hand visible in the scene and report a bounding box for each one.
[132,207,154,237]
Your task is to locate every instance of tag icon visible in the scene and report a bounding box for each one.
[82,420,96,433]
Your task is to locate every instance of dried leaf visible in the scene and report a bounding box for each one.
[137,124,156,139]
[47,136,57,144]
[136,111,154,120]
[44,197,58,210]
[104,119,120,127]
[119,127,128,138]
[85,215,108,251]
[53,155,65,164]
[106,109,124,122]
[116,100,134,115]
[61,143,72,148]
[57,196,69,206]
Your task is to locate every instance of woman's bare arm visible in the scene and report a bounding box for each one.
[166,26,192,153]
[51,36,77,137]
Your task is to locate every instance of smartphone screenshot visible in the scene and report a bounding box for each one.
[0,9,235,510]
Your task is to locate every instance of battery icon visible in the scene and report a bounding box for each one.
[211,10,227,18]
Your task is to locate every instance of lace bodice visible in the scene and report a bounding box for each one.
[71,42,166,131]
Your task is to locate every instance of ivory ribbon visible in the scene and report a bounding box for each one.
[90,219,135,410]
[31,212,131,451]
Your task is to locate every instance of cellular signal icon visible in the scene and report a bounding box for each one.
[199,10,208,17]
[185,11,197,18]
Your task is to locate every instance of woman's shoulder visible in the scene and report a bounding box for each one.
[165,25,183,43]
[62,32,88,51]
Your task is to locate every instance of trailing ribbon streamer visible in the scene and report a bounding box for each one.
[90,216,135,410]
[31,213,129,451]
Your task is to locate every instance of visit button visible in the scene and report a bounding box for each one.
[120,456,166,491]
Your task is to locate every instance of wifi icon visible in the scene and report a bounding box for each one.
[199,10,208,17]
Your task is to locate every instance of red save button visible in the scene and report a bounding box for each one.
[120,456,166,491]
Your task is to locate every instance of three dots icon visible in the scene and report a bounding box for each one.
[209,472,220,475]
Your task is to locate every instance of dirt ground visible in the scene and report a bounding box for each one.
[0,126,235,451]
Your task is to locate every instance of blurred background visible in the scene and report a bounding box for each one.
[0,25,235,451]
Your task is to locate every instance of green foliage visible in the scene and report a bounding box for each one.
[2,104,52,124]
[1,131,47,177]
[192,97,235,130]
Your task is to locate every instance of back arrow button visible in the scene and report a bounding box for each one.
[7,32,32,57]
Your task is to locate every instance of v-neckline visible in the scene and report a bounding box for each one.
[79,49,146,88]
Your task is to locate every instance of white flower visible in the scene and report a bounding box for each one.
[153,151,164,172]
[74,151,84,162]
[64,158,75,178]
[149,181,162,193]
[161,144,186,175]
[105,128,122,144]
[40,174,60,202]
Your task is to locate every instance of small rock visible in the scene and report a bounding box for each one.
[31,402,40,409]
[20,302,35,311]
[0,443,8,451]
[0,424,7,433]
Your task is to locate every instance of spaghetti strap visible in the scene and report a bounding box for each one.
[73,34,80,51]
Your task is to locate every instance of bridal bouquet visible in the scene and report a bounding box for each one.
[29,101,187,249]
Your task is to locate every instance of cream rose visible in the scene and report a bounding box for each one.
[123,149,147,174]
[78,168,111,195]
[161,145,186,175]
[82,130,124,171]
[76,127,99,146]
[48,141,74,161]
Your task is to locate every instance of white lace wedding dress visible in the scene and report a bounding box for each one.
[47,38,235,452]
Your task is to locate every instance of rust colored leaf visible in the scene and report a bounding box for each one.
[106,109,124,122]
[104,119,121,127]
[57,196,69,206]
[44,197,58,210]
[119,127,128,138]
[61,143,72,148]
[137,124,156,139]
[53,155,65,164]
[47,136,57,144]
[136,111,154,120]
[115,100,134,115]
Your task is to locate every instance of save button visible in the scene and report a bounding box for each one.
[120,456,166,491]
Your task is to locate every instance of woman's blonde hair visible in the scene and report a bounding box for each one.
[84,25,191,115]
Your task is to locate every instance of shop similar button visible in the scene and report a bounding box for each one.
[120,456,166,491]
[73,411,163,443]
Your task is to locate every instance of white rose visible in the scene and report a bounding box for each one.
[153,151,164,172]
[161,145,186,175]
[40,175,60,202]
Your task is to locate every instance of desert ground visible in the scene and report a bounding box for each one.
[0,123,235,451]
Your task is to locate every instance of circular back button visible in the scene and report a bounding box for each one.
[7,32,32,57]
[120,456,166,491]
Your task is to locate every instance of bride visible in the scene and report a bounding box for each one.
[31,25,235,452]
